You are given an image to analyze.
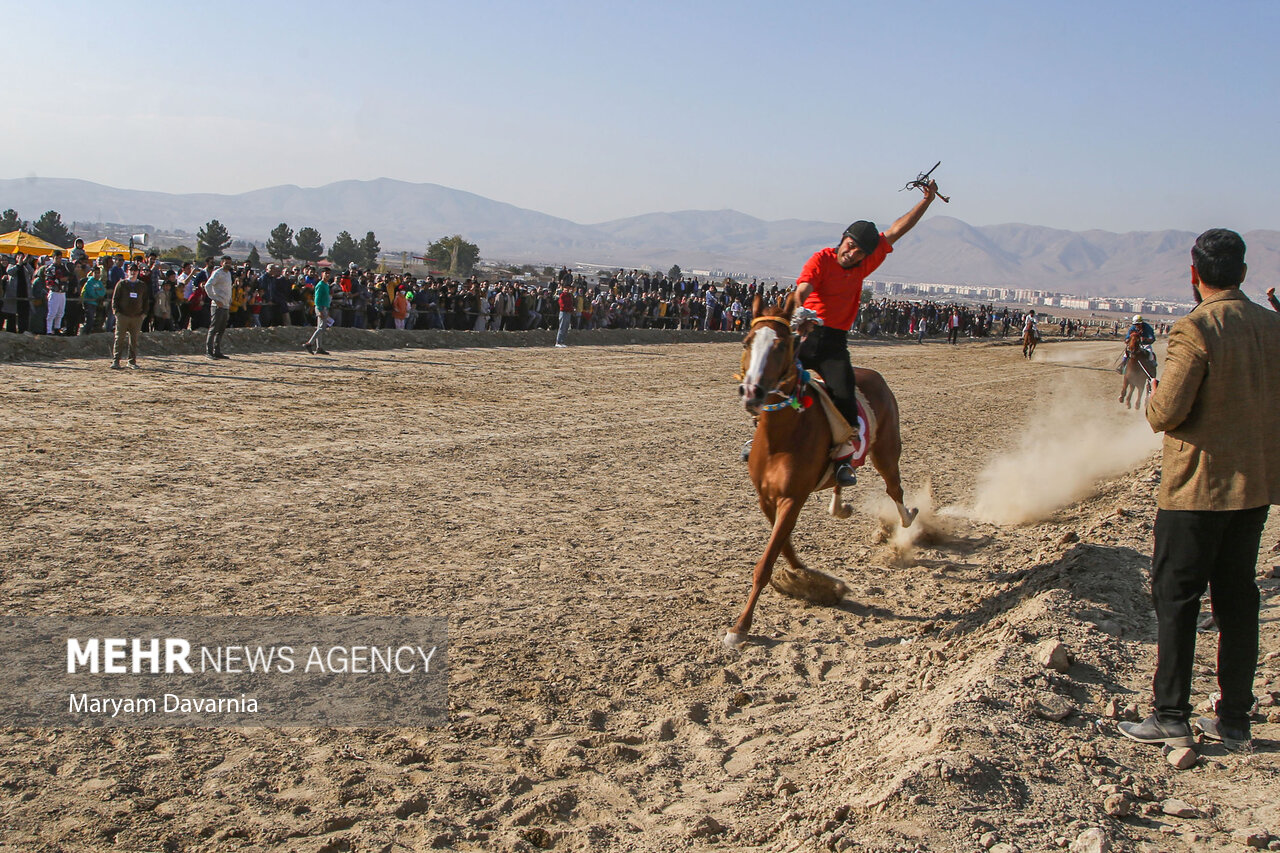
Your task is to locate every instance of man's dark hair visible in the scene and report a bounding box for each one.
[1191,228,1246,289]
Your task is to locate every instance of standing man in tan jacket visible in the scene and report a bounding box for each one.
[1119,229,1280,753]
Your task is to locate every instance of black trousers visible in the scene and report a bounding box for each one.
[207,307,230,354]
[1151,505,1268,728]
[797,325,858,430]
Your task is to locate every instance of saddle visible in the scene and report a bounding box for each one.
[805,371,876,489]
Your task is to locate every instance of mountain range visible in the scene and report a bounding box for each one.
[3,176,1276,301]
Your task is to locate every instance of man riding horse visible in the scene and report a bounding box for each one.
[1121,313,1157,370]
[1021,309,1040,358]
[742,178,939,485]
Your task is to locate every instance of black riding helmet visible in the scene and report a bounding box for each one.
[842,220,880,254]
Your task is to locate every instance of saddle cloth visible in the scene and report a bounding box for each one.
[807,370,876,468]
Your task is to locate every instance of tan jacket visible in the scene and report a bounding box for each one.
[1146,288,1280,510]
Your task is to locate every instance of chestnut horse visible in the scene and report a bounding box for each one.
[1119,328,1157,409]
[1022,324,1040,359]
[728,293,916,648]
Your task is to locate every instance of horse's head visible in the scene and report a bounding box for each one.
[738,293,798,414]
[1125,328,1142,354]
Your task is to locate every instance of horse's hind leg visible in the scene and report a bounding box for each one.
[828,485,852,519]
[771,535,848,606]
[727,497,801,648]
[869,432,917,529]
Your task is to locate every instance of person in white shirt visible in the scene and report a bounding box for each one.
[204,257,234,359]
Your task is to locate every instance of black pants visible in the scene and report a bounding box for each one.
[797,325,858,430]
[207,307,230,354]
[1151,505,1268,728]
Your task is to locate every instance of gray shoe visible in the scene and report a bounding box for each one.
[1118,714,1195,749]
[1194,716,1252,752]
[835,462,858,488]
[739,439,752,463]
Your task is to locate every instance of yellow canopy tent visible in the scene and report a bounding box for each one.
[81,238,136,259]
[0,230,64,257]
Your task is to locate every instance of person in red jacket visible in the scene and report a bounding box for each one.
[555,283,574,348]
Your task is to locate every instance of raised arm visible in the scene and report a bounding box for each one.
[884,181,938,246]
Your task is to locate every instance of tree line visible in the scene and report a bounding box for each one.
[2,208,77,247]
[6,207,485,277]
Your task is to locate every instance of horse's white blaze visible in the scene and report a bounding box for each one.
[744,327,778,388]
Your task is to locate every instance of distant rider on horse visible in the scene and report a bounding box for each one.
[788,179,940,487]
[1121,313,1157,369]
[1023,309,1038,338]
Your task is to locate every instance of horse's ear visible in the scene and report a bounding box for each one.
[751,293,763,318]
[782,291,798,320]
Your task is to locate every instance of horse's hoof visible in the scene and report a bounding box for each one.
[723,632,746,649]
[901,506,919,528]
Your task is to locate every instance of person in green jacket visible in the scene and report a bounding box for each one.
[304,267,333,355]
[80,264,107,334]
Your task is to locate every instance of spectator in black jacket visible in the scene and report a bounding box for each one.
[260,264,291,326]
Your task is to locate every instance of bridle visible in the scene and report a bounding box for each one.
[738,314,811,412]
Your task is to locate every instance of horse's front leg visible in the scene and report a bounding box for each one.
[725,497,801,648]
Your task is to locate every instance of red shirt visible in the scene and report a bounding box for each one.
[558,290,573,312]
[797,235,892,331]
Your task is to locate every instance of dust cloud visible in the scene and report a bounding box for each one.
[872,480,960,566]
[971,390,1161,525]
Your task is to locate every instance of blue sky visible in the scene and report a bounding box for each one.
[8,0,1279,232]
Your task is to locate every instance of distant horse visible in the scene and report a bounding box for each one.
[1119,328,1157,409]
[729,294,917,648]
[1022,325,1040,359]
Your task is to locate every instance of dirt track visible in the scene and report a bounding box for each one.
[1,331,1277,852]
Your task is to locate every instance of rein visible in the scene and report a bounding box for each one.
[759,362,812,411]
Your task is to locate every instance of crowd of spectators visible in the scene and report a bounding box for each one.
[1,247,1150,342]
[853,299,1150,341]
